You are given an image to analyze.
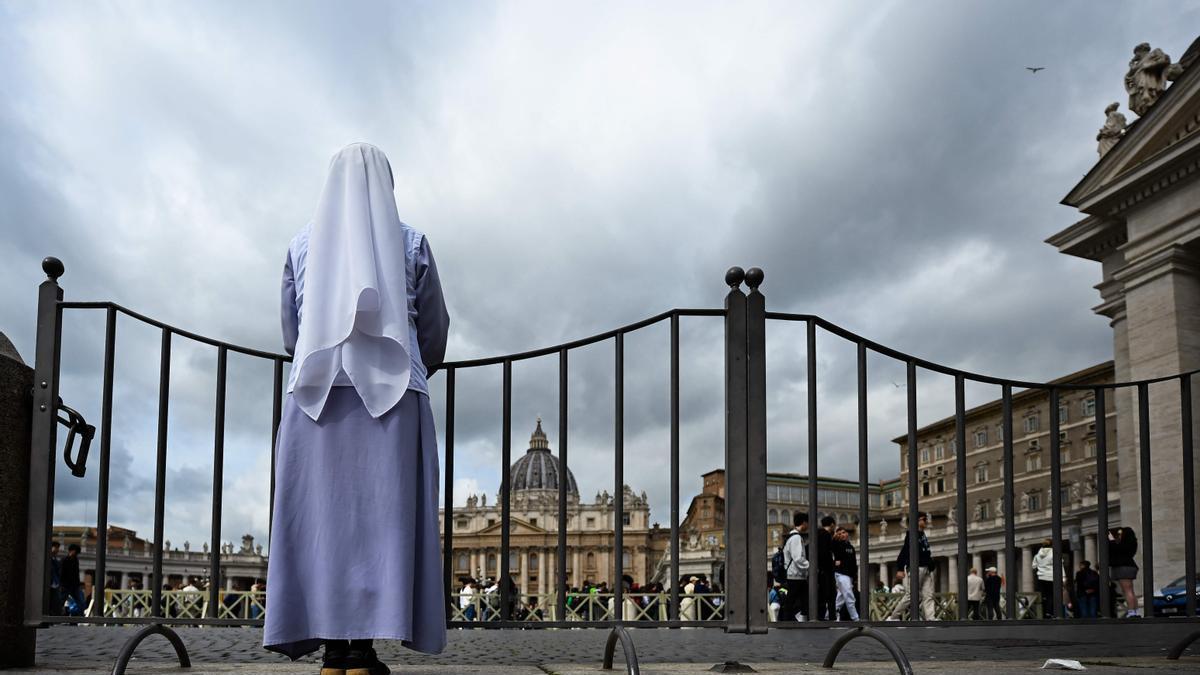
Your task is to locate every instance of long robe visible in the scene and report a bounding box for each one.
[264,222,449,659]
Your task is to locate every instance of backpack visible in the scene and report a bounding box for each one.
[771,531,800,582]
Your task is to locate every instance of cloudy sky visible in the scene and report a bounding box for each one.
[3,1,1198,559]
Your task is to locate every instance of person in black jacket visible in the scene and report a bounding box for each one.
[983,566,1003,620]
[1074,561,1100,618]
[1108,527,1140,617]
[832,526,860,620]
[887,513,937,620]
[817,516,837,620]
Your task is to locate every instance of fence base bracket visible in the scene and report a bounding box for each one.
[602,625,640,674]
[111,623,191,675]
[1168,629,1200,660]
[822,627,912,674]
[709,661,757,672]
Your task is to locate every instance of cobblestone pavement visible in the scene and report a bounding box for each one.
[22,622,1200,673]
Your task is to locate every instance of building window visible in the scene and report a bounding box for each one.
[487,518,496,527]
[586,552,596,569]
[509,551,519,567]
[768,509,778,524]
[1024,415,1039,434]
[586,517,595,528]
[974,462,989,484]
[934,444,945,461]
[922,482,930,497]
[1058,404,1069,424]
[884,492,894,507]
[531,517,538,527]
[1082,398,1096,417]
[767,484,779,501]
[488,554,496,571]
[780,509,791,525]
[974,429,988,448]
[1025,452,1042,472]
[1025,491,1042,512]
[622,513,631,526]
[622,550,632,569]
[977,500,990,520]
[456,553,468,570]
[1084,438,1097,459]
[936,478,945,493]
[920,447,930,464]
[456,519,468,530]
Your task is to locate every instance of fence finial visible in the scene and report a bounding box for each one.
[42,257,64,281]
[725,266,745,289]
[745,267,764,291]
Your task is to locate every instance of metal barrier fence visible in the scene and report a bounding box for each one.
[19,258,1200,671]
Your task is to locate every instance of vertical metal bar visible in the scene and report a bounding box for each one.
[500,360,512,621]
[807,320,819,623]
[1002,385,1016,619]
[24,263,63,625]
[1182,376,1196,618]
[151,328,171,617]
[556,352,568,624]
[614,332,624,622]
[93,306,116,618]
[443,368,455,620]
[723,273,748,630]
[208,346,227,617]
[670,313,680,622]
[856,342,869,622]
[954,375,968,620]
[269,358,282,543]
[1095,387,1111,618]
[745,271,768,632]
[906,360,919,622]
[1137,382,1153,615]
[1049,388,1064,618]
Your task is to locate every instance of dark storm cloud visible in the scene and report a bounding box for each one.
[3,1,1199,546]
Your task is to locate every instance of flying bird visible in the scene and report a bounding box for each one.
[1026,67,1045,74]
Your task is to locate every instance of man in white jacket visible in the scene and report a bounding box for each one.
[1032,539,1067,618]
[781,512,811,621]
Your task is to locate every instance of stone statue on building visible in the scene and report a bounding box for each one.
[466,494,477,508]
[973,502,984,521]
[480,493,487,507]
[1085,473,1097,495]
[900,513,907,530]
[164,539,171,551]
[256,544,264,556]
[1125,42,1175,116]
[123,535,131,552]
[241,534,254,554]
[183,540,190,552]
[1070,482,1081,504]
[879,518,888,536]
[947,504,957,528]
[1096,102,1127,157]
[996,497,1005,518]
[202,542,209,554]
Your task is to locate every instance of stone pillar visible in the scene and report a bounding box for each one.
[997,549,1007,580]
[1020,546,1034,593]
[948,555,959,595]
[0,336,35,667]
[573,548,581,586]
[972,552,983,575]
[537,548,546,596]
[878,563,889,588]
[518,547,528,596]
[1084,535,1098,566]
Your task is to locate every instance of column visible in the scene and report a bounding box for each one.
[468,549,476,578]
[538,547,547,596]
[1020,546,1034,593]
[518,548,528,596]
[948,555,959,596]
[573,548,582,586]
[878,562,889,588]
[972,552,983,575]
[997,549,1007,580]
[1084,534,1097,566]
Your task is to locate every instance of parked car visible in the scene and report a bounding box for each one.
[1153,575,1200,617]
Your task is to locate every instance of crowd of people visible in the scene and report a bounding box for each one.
[770,512,1145,621]
[454,574,719,621]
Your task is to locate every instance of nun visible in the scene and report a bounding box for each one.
[264,143,450,675]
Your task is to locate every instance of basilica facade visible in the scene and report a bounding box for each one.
[438,420,663,594]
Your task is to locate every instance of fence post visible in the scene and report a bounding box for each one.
[24,257,64,629]
[745,268,768,633]
[0,331,35,666]
[723,267,749,632]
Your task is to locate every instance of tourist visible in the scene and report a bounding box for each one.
[966,567,984,620]
[263,143,451,674]
[48,541,61,616]
[768,581,782,621]
[1075,561,1100,618]
[984,567,1002,620]
[831,527,859,621]
[890,570,906,594]
[680,576,698,621]
[887,513,937,620]
[460,578,476,622]
[1108,527,1140,618]
[817,516,836,620]
[780,512,810,621]
[1032,538,1059,618]
[61,543,84,617]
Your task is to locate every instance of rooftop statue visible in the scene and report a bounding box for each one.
[1125,42,1174,116]
[1096,102,1127,158]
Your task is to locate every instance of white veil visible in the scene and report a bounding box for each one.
[289,143,412,420]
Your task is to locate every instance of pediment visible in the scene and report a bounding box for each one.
[476,517,547,536]
[1064,51,1200,212]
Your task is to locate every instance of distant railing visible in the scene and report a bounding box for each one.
[89,590,266,621]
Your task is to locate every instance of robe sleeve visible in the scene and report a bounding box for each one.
[281,250,299,356]
[414,237,449,372]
